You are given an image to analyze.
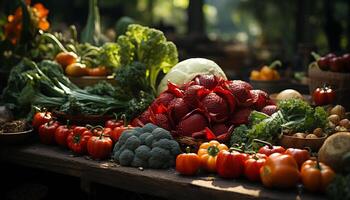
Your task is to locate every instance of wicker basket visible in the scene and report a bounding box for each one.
[309,62,350,110]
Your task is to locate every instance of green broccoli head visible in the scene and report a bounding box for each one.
[148,147,173,169]
[119,149,134,166]
[118,129,137,145]
[142,123,157,133]
[139,132,152,145]
[135,145,151,161]
[152,127,173,141]
[116,24,178,92]
[124,135,141,150]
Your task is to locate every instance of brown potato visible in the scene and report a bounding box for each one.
[339,119,350,129]
[293,132,307,138]
[328,114,340,125]
[330,105,346,119]
[313,128,323,137]
[305,134,318,139]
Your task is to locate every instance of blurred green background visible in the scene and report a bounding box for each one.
[1,0,350,79]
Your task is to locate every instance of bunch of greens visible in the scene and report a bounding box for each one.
[230,99,328,148]
[99,24,178,93]
[1,59,152,120]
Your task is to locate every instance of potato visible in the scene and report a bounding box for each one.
[318,132,350,172]
[276,89,303,101]
[339,119,350,129]
[305,134,318,139]
[293,132,307,138]
[335,126,348,132]
[313,128,323,137]
[328,114,340,125]
[330,105,346,119]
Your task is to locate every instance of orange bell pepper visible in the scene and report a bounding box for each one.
[197,140,228,172]
[301,159,335,192]
[260,153,300,188]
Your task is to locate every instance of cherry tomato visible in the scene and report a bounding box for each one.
[216,149,248,179]
[110,125,133,143]
[55,124,75,147]
[254,139,285,156]
[105,119,123,129]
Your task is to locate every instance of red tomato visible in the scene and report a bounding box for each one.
[284,148,310,169]
[216,149,248,179]
[32,111,52,129]
[87,134,113,160]
[244,153,267,182]
[105,119,123,129]
[67,126,92,154]
[38,121,60,145]
[55,124,75,147]
[313,85,336,106]
[255,139,285,156]
[110,125,133,143]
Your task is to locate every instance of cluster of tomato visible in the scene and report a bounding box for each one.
[176,140,335,193]
[55,51,109,77]
[32,111,133,160]
[312,85,336,106]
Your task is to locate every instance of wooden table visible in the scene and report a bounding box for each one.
[0,144,325,200]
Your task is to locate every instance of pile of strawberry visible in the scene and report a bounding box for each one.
[132,74,277,142]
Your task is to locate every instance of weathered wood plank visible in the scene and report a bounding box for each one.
[0,144,326,200]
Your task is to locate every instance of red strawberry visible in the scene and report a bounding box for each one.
[229,108,253,126]
[250,89,269,110]
[201,92,230,122]
[183,85,206,108]
[228,80,253,90]
[194,74,218,90]
[177,112,208,136]
[226,81,252,106]
[211,123,229,136]
[260,105,278,116]
[138,108,152,124]
[153,113,172,130]
[154,92,175,107]
[168,98,191,123]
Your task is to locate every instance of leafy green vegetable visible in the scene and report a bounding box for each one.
[279,99,328,133]
[115,62,152,96]
[230,99,329,149]
[81,0,106,46]
[101,24,178,92]
[247,111,285,146]
[230,125,249,146]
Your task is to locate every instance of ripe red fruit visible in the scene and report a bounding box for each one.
[154,92,175,107]
[227,81,252,106]
[202,92,230,122]
[194,74,218,90]
[342,53,350,72]
[317,57,329,71]
[183,85,205,108]
[168,98,190,123]
[153,113,172,130]
[260,105,278,116]
[329,57,344,72]
[177,113,208,136]
[250,90,269,110]
[229,108,253,126]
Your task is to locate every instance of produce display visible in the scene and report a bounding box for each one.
[1,0,350,199]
